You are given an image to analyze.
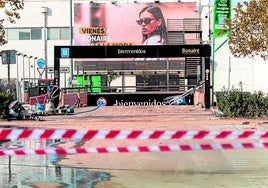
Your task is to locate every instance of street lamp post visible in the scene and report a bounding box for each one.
[22,54,27,83]
[42,6,48,79]
[28,56,33,87]
[33,57,38,85]
[70,0,73,87]
[16,52,22,101]
[22,54,27,103]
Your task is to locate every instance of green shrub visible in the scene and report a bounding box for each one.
[0,93,14,119]
[216,89,268,118]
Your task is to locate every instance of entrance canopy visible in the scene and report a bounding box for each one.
[54,45,210,59]
[54,45,211,108]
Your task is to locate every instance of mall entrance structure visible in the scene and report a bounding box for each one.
[53,45,211,108]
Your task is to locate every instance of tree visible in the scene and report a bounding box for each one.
[227,0,268,60]
[0,0,24,45]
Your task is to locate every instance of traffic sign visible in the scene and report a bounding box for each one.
[1,50,16,64]
[47,67,54,73]
[46,67,70,73]
[60,67,70,73]
[37,68,45,76]
[37,58,46,68]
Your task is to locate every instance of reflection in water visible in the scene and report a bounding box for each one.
[0,139,110,187]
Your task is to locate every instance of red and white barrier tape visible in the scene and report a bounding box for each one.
[0,141,267,156]
[0,128,268,140]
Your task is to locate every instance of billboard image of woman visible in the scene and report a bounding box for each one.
[73,2,197,46]
[136,5,167,45]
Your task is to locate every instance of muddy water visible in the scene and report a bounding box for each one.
[0,139,110,187]
[2,139,268,187]
[94,169,268,188]
[57,147,268,188]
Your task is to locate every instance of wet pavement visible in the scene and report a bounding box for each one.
[0,138,110,187]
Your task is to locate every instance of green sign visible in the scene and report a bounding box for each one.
[213,0,232,38]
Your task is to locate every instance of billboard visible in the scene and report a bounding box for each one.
[74,2,198,46]
[213,0,232,38]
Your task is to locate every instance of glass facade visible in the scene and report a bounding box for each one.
[48,28,70,40]
[6,27,69,40]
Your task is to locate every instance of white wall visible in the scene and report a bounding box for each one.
[111,75,137,92]
[214,42,268,93]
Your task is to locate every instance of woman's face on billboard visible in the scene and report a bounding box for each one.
[139,11,161,36]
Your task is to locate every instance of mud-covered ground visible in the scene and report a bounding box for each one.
[1,105,268,187]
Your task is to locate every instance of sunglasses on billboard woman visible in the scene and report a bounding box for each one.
[136,18,156,25]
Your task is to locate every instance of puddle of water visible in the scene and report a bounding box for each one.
[0,137,110,187]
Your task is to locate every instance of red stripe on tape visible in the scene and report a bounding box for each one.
[127,130,142,139]
[159,145,171,151]
[138,146,150,152]
[171,131,187,139]
[55,148,68,155]
[193,130,209,139]
[40,130,55,139]
[62,129,77,139]
[0,129,12,139]
[180,145,192,151]
[97,147,108,153]
[105,130,120,139]
[238,130,254,139]
[76,148,87,154]
[149,130,165,139]
[242,143,254,149]
[14,150,26,155]
[118,147,129,152]
[18,129,33,139]
[221,143,234,149]
[216,130,232,139]
[201,144,213,150]
[83,130,98,140]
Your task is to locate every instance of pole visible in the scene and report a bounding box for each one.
[23,55,25,84]
[34,57,37,85]
[28,57,30,85]
[166,58,169,91]
[209,0,215,106]
[211,37,215,105]
[53,57,60,107]
[22,55,26,103]
[7,51,10,93]
[28,56,32,87]
[42,7,48,79]
[69,0,73,87]
[205,57,211,109]
[64,73,66,88]
[227,56,231,95]
[16,53,20,101]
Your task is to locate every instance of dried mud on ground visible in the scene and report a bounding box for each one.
[1,105,268,130]
[2,105,268,188]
